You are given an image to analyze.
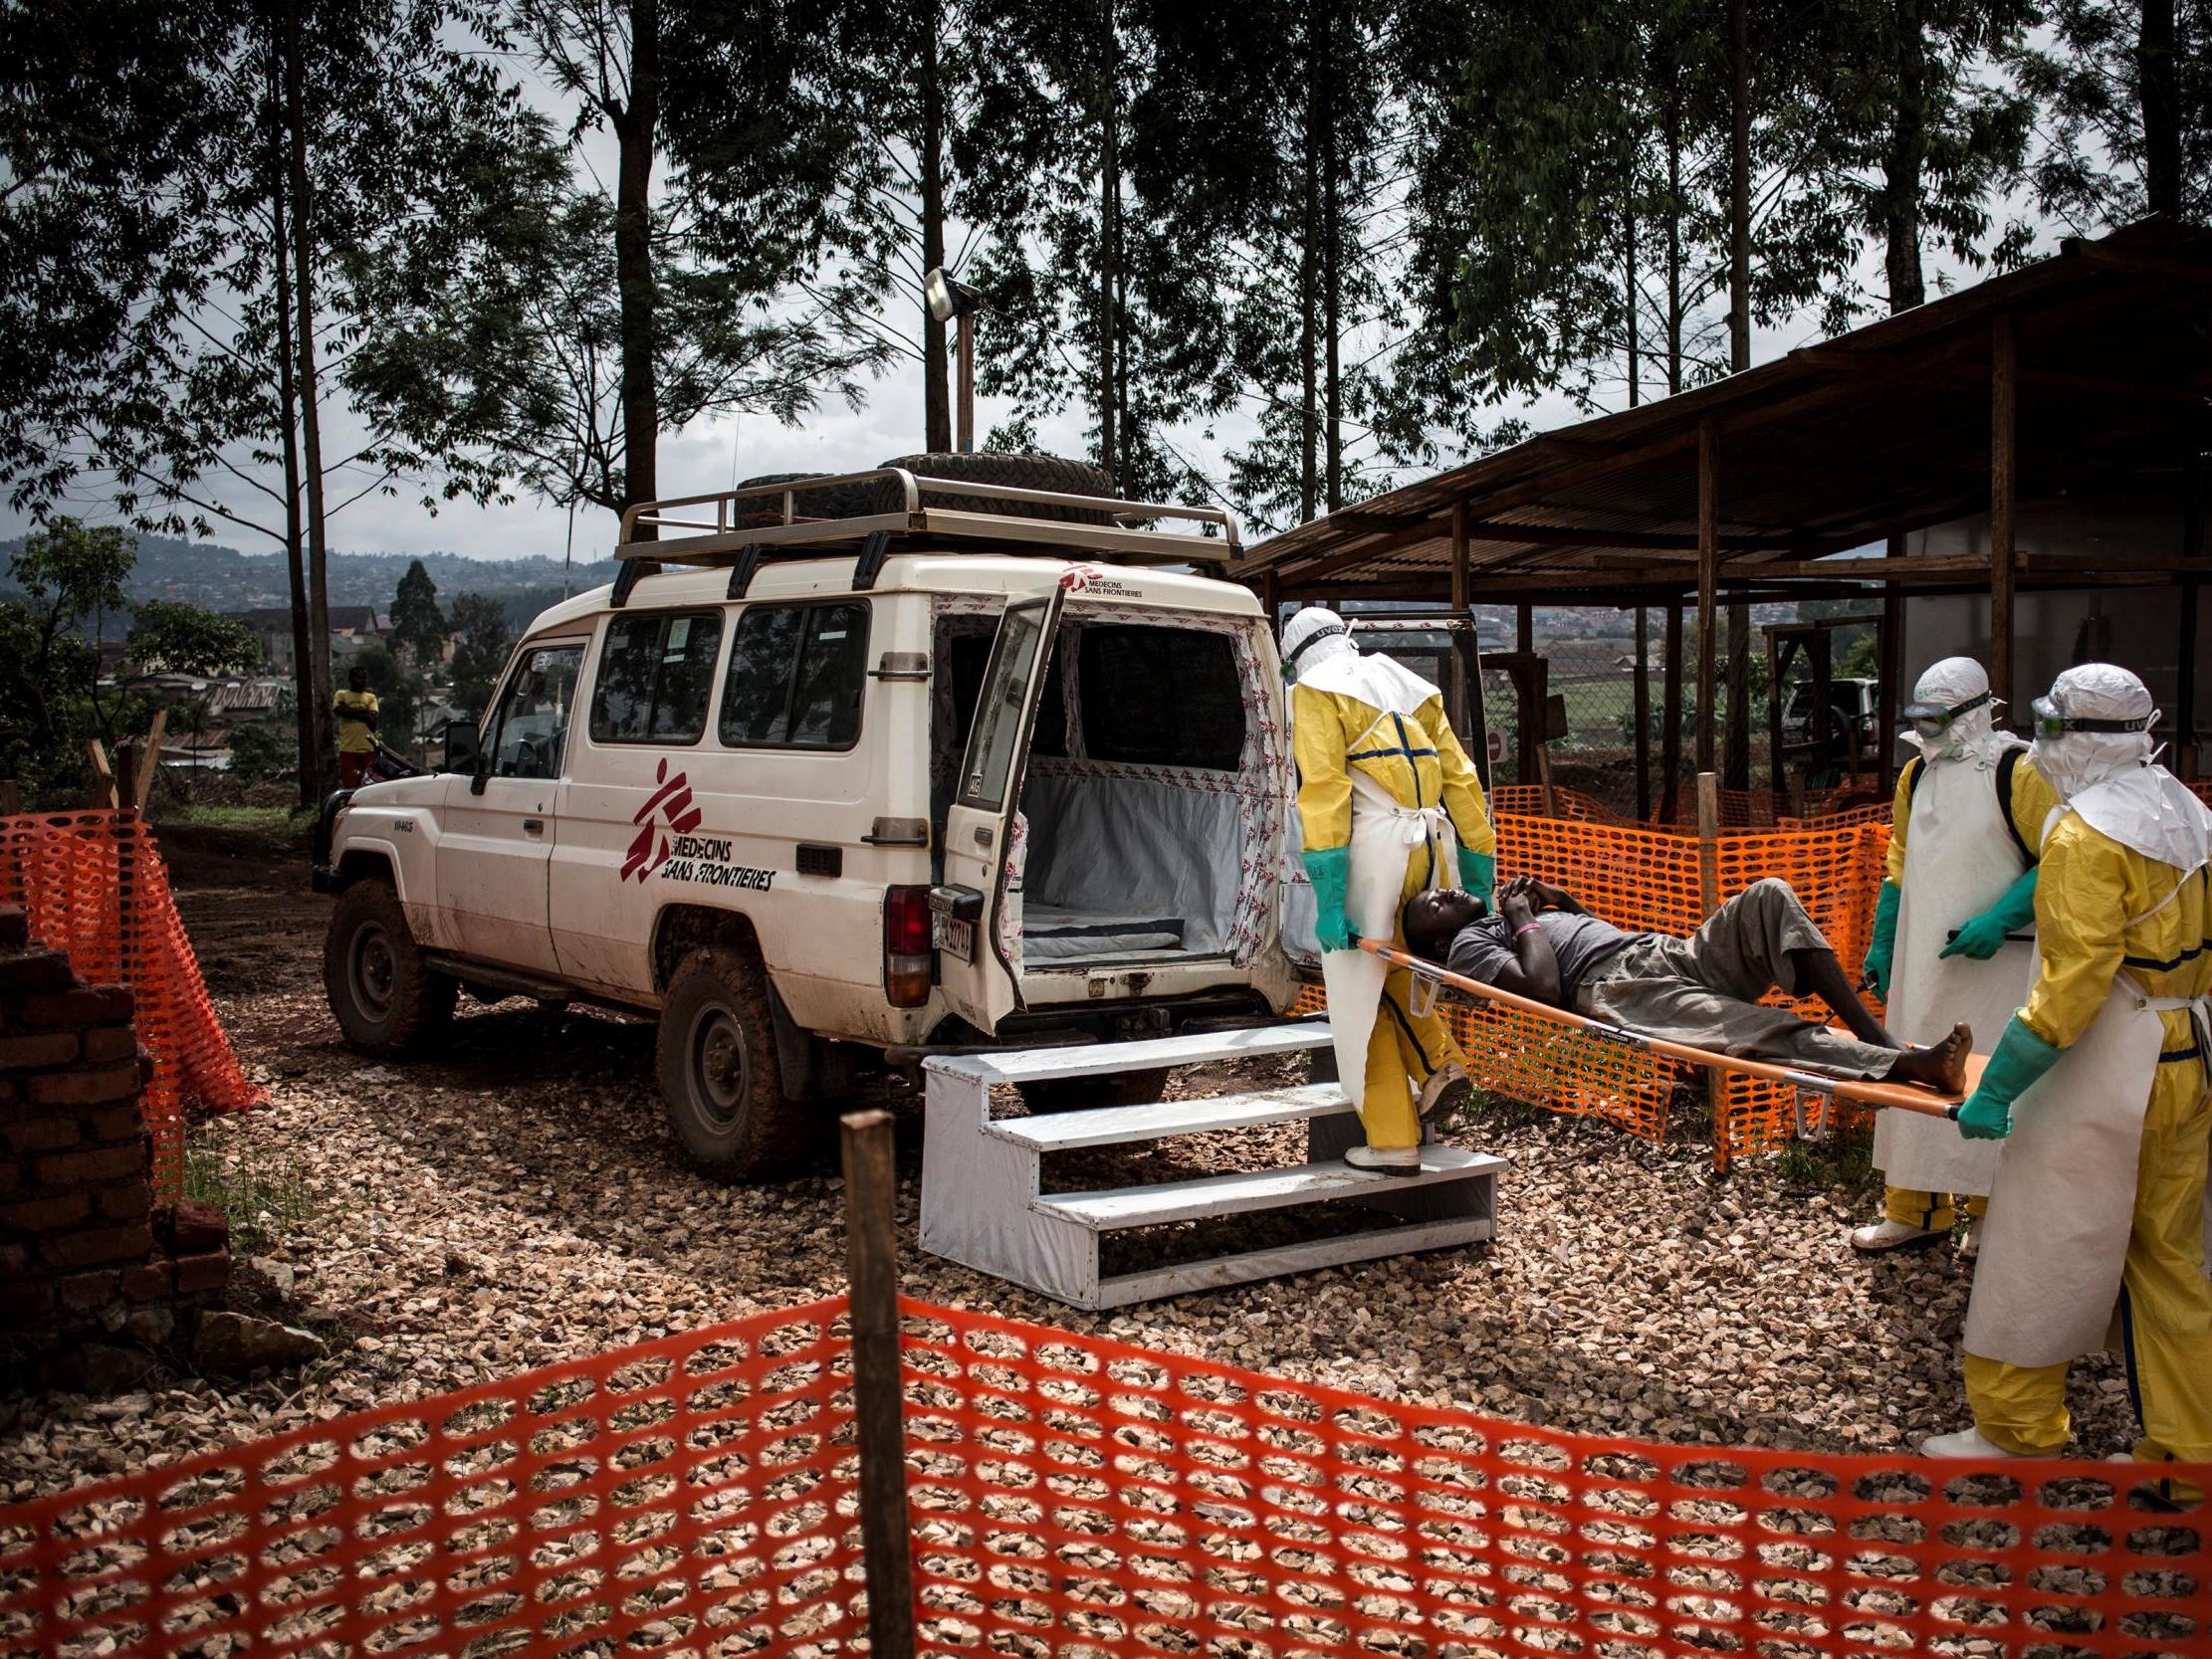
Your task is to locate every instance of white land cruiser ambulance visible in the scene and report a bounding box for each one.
[317,454,1303,1179]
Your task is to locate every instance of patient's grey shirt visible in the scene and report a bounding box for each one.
[1445,910,1645,1001]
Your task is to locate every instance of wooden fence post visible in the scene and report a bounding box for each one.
[1695,771,1721,918]
[841,1110,916,1659]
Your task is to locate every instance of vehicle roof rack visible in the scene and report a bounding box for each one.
[612,469,1241,575]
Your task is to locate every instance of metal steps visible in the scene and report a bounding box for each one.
[919,1020,1503,1309]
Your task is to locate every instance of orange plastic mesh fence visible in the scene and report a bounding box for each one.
[1300,812,1893,1161]
[0,1301,865,1659]
[10,1295,2209,1659]
[1488,785,1891,834]
[0,811,261,1193]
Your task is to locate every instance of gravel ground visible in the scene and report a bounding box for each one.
[0,837,2141,1501]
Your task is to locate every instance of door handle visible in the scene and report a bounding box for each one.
[523,818,545,836]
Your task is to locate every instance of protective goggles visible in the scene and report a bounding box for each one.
[1899,689,1989,731]
[2028,695,2153,738]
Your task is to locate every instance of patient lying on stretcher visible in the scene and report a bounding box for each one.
[1403,875,1971,1093]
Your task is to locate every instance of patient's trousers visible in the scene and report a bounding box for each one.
[1572,878,1896,1079]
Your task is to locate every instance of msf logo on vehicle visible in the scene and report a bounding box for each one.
[623,758,702,882]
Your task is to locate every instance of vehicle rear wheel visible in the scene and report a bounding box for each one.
[656,946,809,1181]
[324,879,456,1055]
[1017,1067,1172,1114]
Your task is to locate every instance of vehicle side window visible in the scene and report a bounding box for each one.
[590,610,723,744]
[720,602,870,749]
[1079,626,1244,770]
[488,644,586,779]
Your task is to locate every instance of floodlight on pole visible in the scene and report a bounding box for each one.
[924,267,988,453]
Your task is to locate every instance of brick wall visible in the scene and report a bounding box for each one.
[0,904,229,1355]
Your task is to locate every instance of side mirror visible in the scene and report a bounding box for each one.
[442,721,482,775]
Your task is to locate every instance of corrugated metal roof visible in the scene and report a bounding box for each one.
[1244,219,2212,603]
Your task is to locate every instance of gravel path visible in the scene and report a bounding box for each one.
[0,851,2140,1501]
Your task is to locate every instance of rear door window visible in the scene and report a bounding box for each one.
[1078,626,1244,771]
[721,602,871,749]
[590,610,723,743]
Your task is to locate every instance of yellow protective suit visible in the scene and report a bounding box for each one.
[1880,754,2059,1232]
[1293,680,1495,1149]
[1964,813,2212,1473]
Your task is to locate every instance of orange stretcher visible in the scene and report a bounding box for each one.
[1358,937,1979,1136]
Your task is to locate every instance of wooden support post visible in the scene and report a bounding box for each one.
[1633,606,1652,822]
[0,780,19,816]
[1809,633,1832,789]
[1765,634,1787,804]
[1515,602,1537,785]
[840,1110,916,1659]
[1660,602,1684,823]
[1989,314,2017,719]
[85,739,118,810]
[1695,422,1719,777]
[1880,532,1905,793]
[131,709,168,812]
[1450,500,1472,736]
[1695,770,1721,917]
[2179,442,2204,780]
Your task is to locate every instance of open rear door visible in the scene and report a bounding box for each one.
[931,585,1066,1032]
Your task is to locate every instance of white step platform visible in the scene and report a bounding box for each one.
[919,1021,1504,1309]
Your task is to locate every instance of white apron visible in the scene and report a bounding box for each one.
[1875,752,2033,1196]
[1318,767,1458,1110]
[1963,850,2210,1367]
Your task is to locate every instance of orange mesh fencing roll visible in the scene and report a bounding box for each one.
[10,1295,2207,1659]
[0,811,261,1193]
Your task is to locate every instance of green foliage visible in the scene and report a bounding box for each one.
[127,600,260,677]
[447,593,514,716]
[183,1138,319,1258]
[352,642,421,751]
[226,721,296,785]
[389,559,446,668]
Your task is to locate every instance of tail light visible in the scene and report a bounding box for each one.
[884,885,934,1007]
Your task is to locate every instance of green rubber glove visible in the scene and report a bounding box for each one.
[1463,849,1496,912]
[1303,845,1353,952]
[1863,881,1901,998]
[1941,865,2039,960]
[1955,1014,2063,1140]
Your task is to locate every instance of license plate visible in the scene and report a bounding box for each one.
[932,914,974,962]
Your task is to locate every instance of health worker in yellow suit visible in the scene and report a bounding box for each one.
[1925,664,2212,1506]
[1285,606,1496,1174]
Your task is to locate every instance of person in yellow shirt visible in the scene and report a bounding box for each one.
[1284,606,1496,1173]
[1924,665,2212,1504]
[1852,658,2059,1258]
[332,665,381,789]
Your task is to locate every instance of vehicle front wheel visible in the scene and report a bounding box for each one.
[324,879,456,1055]
[656,946,808,1181]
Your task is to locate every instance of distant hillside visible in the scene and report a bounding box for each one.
[0,531,619,625]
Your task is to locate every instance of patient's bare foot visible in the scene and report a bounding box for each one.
[1883,1022,1972,1094]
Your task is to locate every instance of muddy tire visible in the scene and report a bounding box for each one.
[876,452,1122,524]
[324,879,455,1055]
[1017,1067,1173,1114]
[656,946,808,1181]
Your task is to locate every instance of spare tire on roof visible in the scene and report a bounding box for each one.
[877,451,1122,525]
[732,471,886,526]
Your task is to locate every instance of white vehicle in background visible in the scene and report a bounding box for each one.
[315,454,1302,1180]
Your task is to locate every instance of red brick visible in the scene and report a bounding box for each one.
[26,1064,140,1109]
[0,1192,91,1232]
[166,1199,228,1254]
[0,950,76,995]
[38,1222,153,1270]
[57,1269,121,1312]
[119,1259,174,1301]
[35,1143,146,1190]
[173,1250,230,1294]
[0,908,27,950]
[0,1032,78,1068]
[19,987,133,1027]
[83,1103,146,1143]
[78,1026,139,1063]
[0,1240,31,1277]
[0,1281,54,1327]
[95,1181,153,1223]
[3,1117,81,1155]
